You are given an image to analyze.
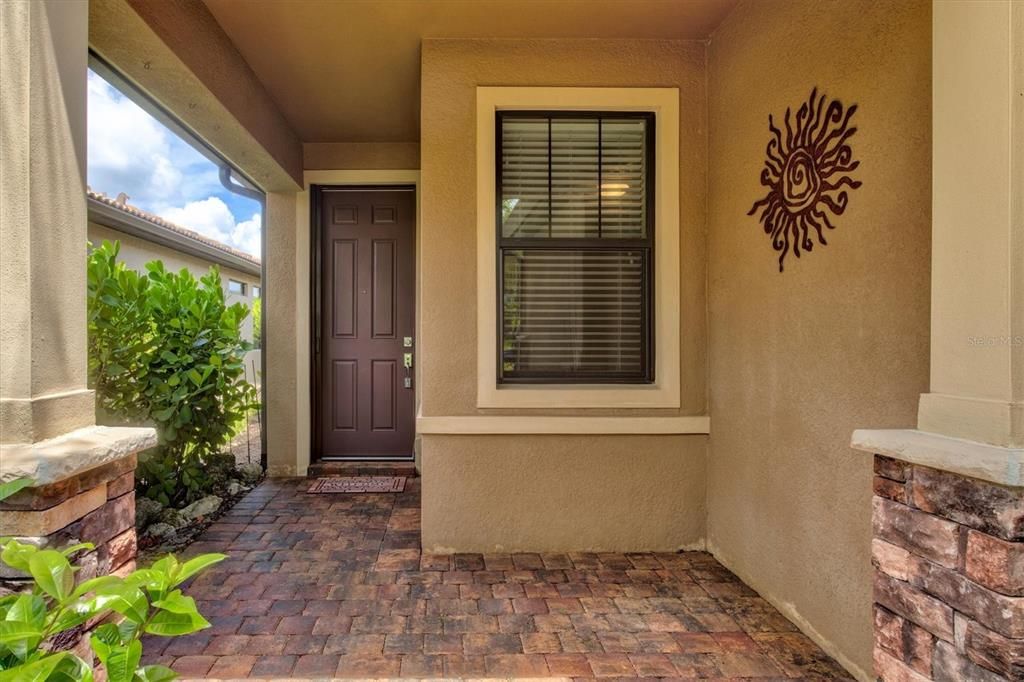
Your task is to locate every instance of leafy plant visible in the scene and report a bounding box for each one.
[0,538,224,681]
[0,479,32,503]
[251,296,261,350]
[87,241,259,505]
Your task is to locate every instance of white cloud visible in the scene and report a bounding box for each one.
[87,70,262,258]
[87,72,188,205]
[231,214,262,257]
[160,199,261,257]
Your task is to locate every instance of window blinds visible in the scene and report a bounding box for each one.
[498,113,653,382]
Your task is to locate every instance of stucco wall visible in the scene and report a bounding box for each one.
[423,435,706,552]
[421,39,707,418]
[921,0,1023,448]
[0,0,95,443]
[303,142,420,170]
[264,191,301,476]
[419,39,708,551]
[705,0,931,676]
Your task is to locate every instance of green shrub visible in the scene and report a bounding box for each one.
[87,241,259,506]
[0,538,224,682]
[251,296,261,349]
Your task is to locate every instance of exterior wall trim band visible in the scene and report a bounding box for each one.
[417,415,709,435]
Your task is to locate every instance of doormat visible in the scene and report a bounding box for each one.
[307,476,406,494]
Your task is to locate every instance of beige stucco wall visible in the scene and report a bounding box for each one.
[418,39,708,551]
[304,142,420,170]
[87,222,261,343]
[705,0,931,677]
[421,39,707,418]
[423,435,706,552]
[0,0,95,443]
[264,191,301,476]
[919,0,1023,448]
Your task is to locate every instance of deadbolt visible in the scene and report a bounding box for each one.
[403,336,414,347]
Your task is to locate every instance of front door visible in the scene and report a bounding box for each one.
[317,187,415,459]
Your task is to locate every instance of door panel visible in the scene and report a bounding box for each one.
[331,360,357,431]
[371,360,397,431]
[318,188,415,459]
[331,240,357,338]
[372,240,396,338]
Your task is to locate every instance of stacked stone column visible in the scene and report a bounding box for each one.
[871,454,1023,681]
[0,456,139,585]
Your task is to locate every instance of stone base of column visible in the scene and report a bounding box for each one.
[0,425,156,653]
[854,431,1023,681]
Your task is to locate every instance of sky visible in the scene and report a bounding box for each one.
[87,69,262,258]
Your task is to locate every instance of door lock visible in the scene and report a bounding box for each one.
[403,352,414,389]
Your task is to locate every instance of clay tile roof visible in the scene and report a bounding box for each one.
[87,189,261,267]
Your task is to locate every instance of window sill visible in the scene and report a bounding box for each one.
[478,382,680,409]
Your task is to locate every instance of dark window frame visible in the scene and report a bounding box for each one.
[496,110,656,385]
[228,279,247,295]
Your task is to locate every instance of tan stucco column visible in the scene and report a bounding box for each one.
[0,0,96,444]
[264,190,305,476]
[916,0,1023,450]
[0,1,156,608]
[855,0,1022,482]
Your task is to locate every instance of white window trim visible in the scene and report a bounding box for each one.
[476,87,681,409]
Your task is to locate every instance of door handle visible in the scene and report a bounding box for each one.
[403,353,413,369]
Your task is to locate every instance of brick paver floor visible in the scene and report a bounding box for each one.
[142,477,853,679]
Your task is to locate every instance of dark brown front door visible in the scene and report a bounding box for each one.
[317,187,415,459]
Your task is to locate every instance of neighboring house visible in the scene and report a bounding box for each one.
[86,190,262,347]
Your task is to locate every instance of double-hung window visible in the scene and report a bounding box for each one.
[497,112,655,384]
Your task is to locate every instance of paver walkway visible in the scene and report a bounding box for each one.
[142,477,853,679]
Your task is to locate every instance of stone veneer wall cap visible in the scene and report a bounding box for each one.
[0,425,156,487]
[851,429,1024,488]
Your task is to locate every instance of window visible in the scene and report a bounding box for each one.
[252,286,261,298]
[228,279,247,295]
[476,87,679,409]
[497,112,654,383]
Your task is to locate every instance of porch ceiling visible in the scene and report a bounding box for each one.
[202,0,738,144]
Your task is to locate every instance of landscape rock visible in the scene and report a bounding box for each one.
[179,495,222,522]
[236,463,263,485]
[134,496,163,529]
[146,522,176,539]
[226,480,250,497]
[157,507,187,529]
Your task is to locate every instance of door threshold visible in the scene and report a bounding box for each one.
[318,456,415,462]
[308,459,417,479]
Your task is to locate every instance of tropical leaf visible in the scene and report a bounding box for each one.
[143,609,209,637]
[5,595,45,630]
[0,540,37,573]
[0,621,42,661]
[0,652,70,681]
[92,584,148,624]
[0,479,32,503]
[134,664,178,682]
[172,554,226,586]
[27,551,74,602]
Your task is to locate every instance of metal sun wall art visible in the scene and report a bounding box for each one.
[748,88,862,272]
